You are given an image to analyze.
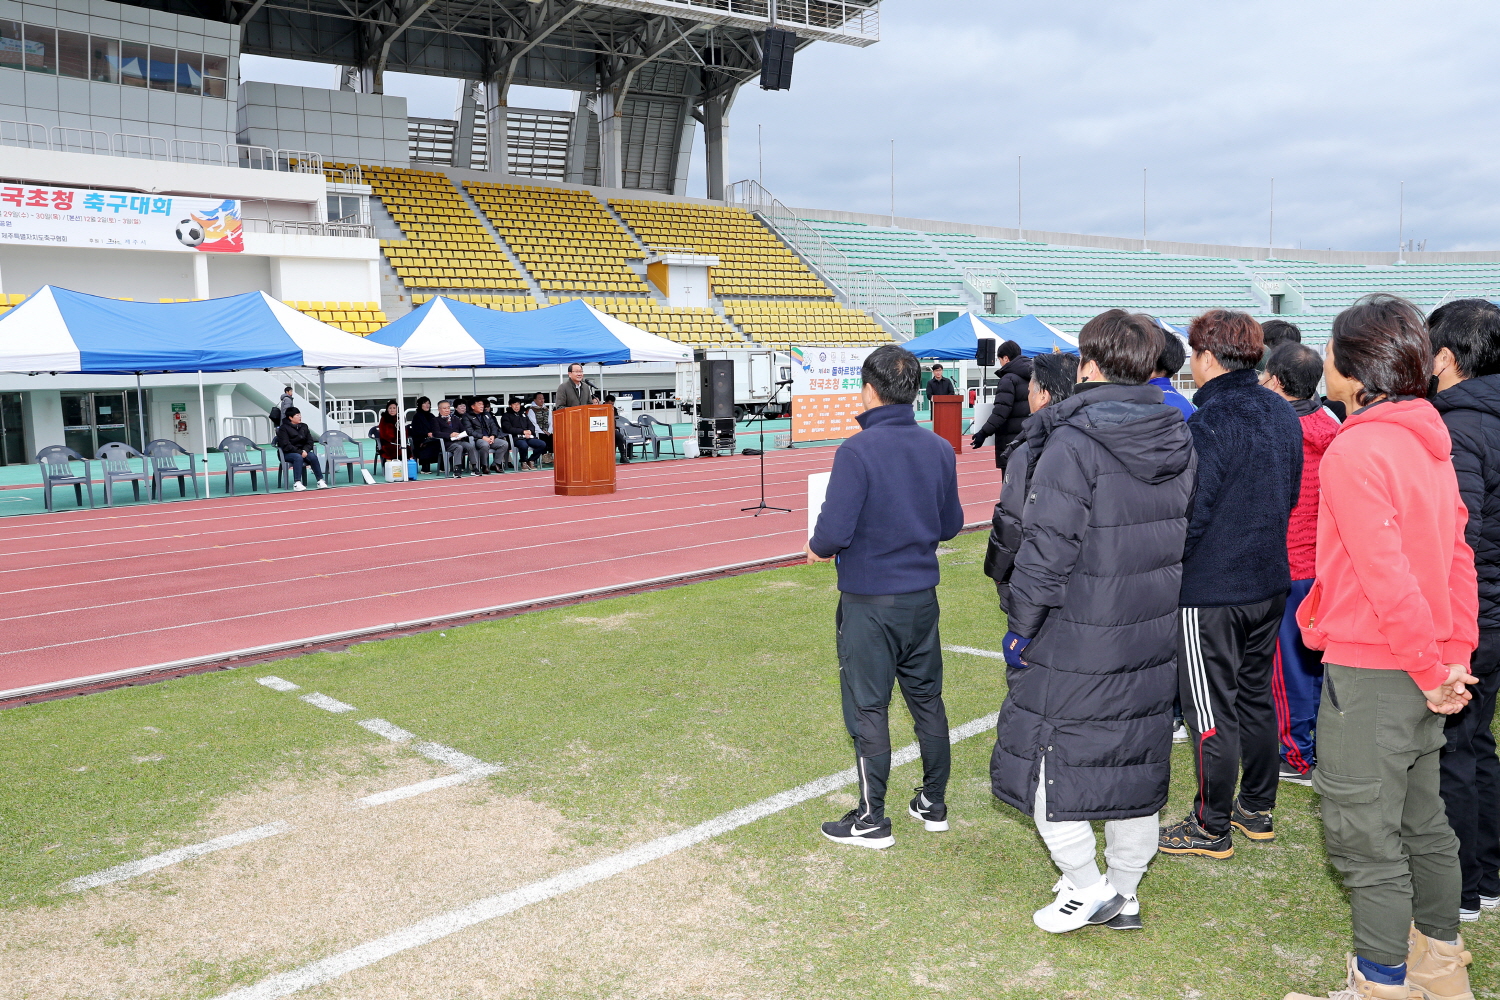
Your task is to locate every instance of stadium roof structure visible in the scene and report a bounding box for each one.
[125,0,881,194]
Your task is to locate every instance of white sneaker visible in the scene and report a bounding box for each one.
[315,479,328,489]
[1481,894,1499,910]
[292,481,307,492]
[1460,907,1480,922]
[1032,875,1126,934]
[1172,723,1190,743]
[1103,895,1141,930]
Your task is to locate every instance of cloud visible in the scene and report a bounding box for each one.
[728,1,1500,251]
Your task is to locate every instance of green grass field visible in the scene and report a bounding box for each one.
[1,527,1495,999]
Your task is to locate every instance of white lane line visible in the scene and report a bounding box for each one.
[356,767,501,808]
[64,821,291,892]
[358,718,416,742]
[300,692,356,714]
[257,676,301,692]
[943,644,1006,660]
[412,741,491,772]
[215,711,999,1000]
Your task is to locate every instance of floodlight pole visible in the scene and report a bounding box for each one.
[1142,167,1147,251]
[889,139,895,226]
[1268,177,1275,260]
[1397,181,1406,265]
[1017,155,1023,239]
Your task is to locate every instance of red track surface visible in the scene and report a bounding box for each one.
[0,449,1002,698]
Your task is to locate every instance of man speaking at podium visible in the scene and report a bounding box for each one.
[556,363,595,408]
[807,344,965,849]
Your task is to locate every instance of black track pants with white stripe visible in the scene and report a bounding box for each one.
[1178,596,1286,835]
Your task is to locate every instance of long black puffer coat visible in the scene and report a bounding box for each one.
[990,382,1196,821]
[1434,373,1500,632]
[973,356,1033,466]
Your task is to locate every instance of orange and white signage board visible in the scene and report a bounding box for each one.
[789,345,878,442]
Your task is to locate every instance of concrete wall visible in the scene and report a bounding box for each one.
[0,0,238,148]
[237,83,408,167]
[789,206,1500,266]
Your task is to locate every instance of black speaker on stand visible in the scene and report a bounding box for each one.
[976,337,997,409]
[697,359,736,456]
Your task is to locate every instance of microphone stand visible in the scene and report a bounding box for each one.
[742,380,792,516]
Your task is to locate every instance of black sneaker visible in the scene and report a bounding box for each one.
[821,809,894,849]
[907,789,949,832]
[1157,815,1233,858]
[1230,800,1275,841]
[1103,896,1142,930]
[1279,763,1314,786]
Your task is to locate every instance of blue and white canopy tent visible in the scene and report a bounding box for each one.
[901,312,1077,360]
[0,286,398,496]
[366,296,692,366]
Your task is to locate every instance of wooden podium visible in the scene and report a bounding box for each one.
[930,395,964,454]
[553,404,617,496]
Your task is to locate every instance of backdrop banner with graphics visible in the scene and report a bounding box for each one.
[0,183,243,253]
[789,344,879,442]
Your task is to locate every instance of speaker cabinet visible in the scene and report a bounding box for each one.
[699,359,735,420]
[760,27,796,90]
[976,337,997,367]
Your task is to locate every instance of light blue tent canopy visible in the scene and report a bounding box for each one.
[0,285,397,373]
[366,296,691,367]
[901,312,1077,360]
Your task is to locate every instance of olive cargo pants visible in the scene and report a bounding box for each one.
[1313,663,1462,966]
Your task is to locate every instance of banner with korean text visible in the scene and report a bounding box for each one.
[0,183,243,253]
[789,344,879,442]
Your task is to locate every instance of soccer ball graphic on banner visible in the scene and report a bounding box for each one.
[175,219,206,247]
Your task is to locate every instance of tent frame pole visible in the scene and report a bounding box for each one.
[198,370,211,499]
[395,350,407,468]
[135,372,146,450]
[318,367,326,435]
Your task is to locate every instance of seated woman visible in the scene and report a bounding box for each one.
[274,407,327,491]
[376,402,401,464]
[502,397,548,471]
[409,397,440,472]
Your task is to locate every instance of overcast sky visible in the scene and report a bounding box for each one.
[244,1,1500,251]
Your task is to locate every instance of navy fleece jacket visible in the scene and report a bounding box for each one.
[809,404,964,595]
[1179,367,1303,607]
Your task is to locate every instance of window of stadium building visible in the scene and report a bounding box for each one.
[0,20,227,98]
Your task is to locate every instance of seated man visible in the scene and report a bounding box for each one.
[605,394,631,463]
[527,392,554,461]
[465,396,503,474]
[502,397,547,470]
[274,407,328,491]
[435,398,480,476]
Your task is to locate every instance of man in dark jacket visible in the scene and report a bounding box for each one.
[464,396,503,474]
[971,339,1032,465]
[984,352,1079,600]
[992,310,1195,933]
[502,397,547,471]
[1159,310,1302,860]
[1430,297,1500,921]
[807,344,964,850]
[434,398,480,476]
[273,407,328,491]
[925,364,956,400]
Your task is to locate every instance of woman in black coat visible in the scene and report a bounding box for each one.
[409,397,440,472]
[990,310,1195,934]
[971,340,1033,466]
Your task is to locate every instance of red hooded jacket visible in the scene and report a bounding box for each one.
[1297,398,1477,691]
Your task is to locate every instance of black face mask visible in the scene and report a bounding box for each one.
[1428,375,1441,398]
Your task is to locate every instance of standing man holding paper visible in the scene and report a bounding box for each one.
[806,344,965,849]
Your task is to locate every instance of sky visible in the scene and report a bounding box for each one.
[243,1,1500,252]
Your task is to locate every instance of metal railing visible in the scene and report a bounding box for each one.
[726,178,917,339]
[2,121,338,179]
[242,219,374,239]
[590,0,879,44]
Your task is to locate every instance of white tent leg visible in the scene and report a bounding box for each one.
[198,370,211,499]
[395,351,407,465]
[318,368,327,435]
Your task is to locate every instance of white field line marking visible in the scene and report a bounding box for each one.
[357,767,501,808]
[300,692,356,714]
[64,821,291,892]
[943,644,1007,660]
[216,711,999,1000]
[357,718,416,742]
[256,676,301,692]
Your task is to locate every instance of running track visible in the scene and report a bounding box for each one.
[0,449,1002,700]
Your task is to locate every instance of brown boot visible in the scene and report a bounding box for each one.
[1406,926,1475,1000]
[1284,954,1423,1000]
